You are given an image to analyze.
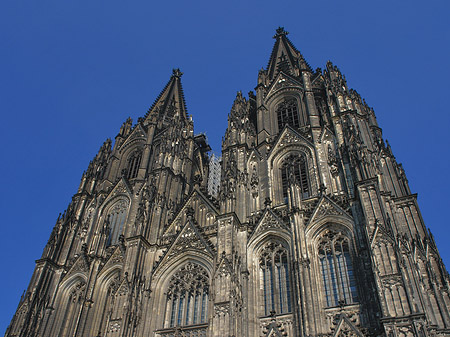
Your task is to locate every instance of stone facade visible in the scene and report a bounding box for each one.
[5,28,450,337]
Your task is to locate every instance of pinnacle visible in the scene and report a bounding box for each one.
[273,26,289,39]
[172,68,183,78]
[143,69,189,122]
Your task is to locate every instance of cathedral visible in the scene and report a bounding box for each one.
[6,28,450,337]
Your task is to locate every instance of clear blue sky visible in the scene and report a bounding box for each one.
[1,0,449,332]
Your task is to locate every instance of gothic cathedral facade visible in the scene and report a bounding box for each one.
[6,28,450,337]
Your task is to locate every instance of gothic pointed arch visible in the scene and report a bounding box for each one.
[89,267,121,336]
[125,147,143,179]
[163,262,210,328]
[267,127,318,204]
[105,199,129,246]
[265,86,309,137]
[310,224,359,309]
[248,234,293,319]
[49,275,88,337]
[150,256,213,336]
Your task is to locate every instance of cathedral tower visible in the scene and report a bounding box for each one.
[6,28,450,337]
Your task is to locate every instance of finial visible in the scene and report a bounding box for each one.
[273,27,288,39]
[172,68,183,78]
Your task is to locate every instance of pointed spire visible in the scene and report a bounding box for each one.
[144,68,188,123]
[267,27,312,81]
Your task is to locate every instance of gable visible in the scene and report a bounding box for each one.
[266,71,303,102]
[163,188,219,236]
[118,123,147,154]
[307,195,352,226]
[154,218,214,276]
[332,315,364,337]
[250,208,290,241]
[62,254,90,283]
[100,177,132,212]
[98,246,124,276]
[268,125,314,165]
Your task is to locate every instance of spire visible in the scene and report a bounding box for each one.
[266,27,312,81]
[144,68,188,123]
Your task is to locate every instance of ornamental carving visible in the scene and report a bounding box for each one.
[214,302,230,317]
[315,200,343,219]
[167,224,210,260]
[258,212,286,233]
[109,200,128,214]
[112,184,129,197]
[69,281,86,304]
[167,262,209,298]
[108,319,122,332]
[380,273,403,288]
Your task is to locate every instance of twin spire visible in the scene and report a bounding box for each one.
[145,28,308,123]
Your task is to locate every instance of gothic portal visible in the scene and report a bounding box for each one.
[6,28,450,337]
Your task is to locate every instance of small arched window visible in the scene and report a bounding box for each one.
[277,98,299,130]
[318,230,358,307]
[259,242,292,316]
[126,149,142,179]
[165,262,209,328]
[280,153,310,200]
[106,200,128,246]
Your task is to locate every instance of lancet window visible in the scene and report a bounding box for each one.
[95,274,120,335]
[280,153,310,199]
[126,149,142,179]
[259,242,292,316]
[318,231,358,307]
[106,200,128,246]
[277,98,300,130]
[58,281,86,336]
[164,262,209,328]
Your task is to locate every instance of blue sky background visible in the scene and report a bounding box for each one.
[1,0,449,332]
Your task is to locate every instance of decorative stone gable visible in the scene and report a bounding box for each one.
[62,254,90,282]
[118,123,147,153]
[307,195,352,226]
[115,278,129,297]
[99,246,124,275]
[331,315,364,337]
[163,189,219,236]
[155,220,214,274]
[266,72,302,101]
[268,126,312,163]
[251,208,289,239]
[261,320,285,337]
[103,177,132,204]
[215,253,233,278]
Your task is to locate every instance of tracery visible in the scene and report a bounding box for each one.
[106,200,128,246]
[318,230,358,307]
[277,98,300,130]
[164,262,209,328]
[280,153,310,200]
[259,242,292,316]
[126,149,142,179]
